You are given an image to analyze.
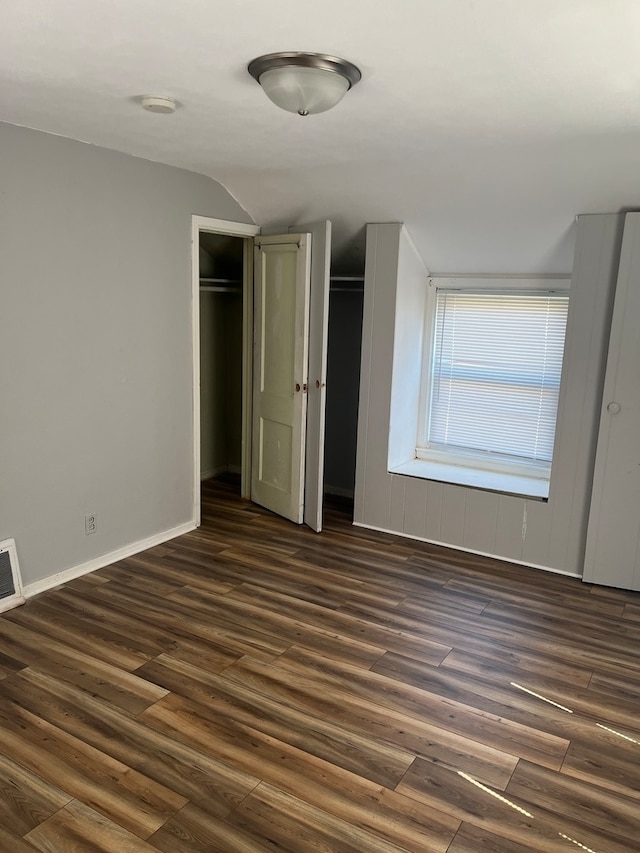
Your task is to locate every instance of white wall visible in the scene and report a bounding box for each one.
[355,216,623,576]
[387,229,428,469]
[0,122,252,588]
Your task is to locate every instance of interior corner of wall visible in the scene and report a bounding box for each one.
[399,225,430,277]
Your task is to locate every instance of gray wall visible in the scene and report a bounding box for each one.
[0,122,252,587]
[355,217,622,575]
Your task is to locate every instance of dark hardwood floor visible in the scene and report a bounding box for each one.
[1,475,639,851]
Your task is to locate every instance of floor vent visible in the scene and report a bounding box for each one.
[0,539,25,613]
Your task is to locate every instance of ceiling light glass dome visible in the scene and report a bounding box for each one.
[248,52,361,116]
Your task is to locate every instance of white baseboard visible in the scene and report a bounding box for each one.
[0,537,25,611]
[22,520,197,600]
[352,521,582,579]
[0,594,26,614]
[201,464,241,481]
[201,465,227,481]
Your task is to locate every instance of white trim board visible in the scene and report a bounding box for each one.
[353,521,582,579]
[0,537,25,613]
[191,215,260,528]
[22,520,196,600]
[192,216,259,238]
[201,465,231,481]
[201,464,242,481]
[0,596,25,614]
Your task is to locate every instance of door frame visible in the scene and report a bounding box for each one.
[191,216,260,526]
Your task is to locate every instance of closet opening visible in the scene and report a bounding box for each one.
[192,215,364,529]
[198,231,247,498]
[324,275,364,509]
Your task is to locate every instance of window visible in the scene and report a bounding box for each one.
[392,277,569,499]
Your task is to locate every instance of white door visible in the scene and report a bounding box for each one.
[583,212,640,590]
[251,234,311,523]
[292,220,332,533]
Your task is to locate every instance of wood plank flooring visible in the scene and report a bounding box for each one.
[1,475,639,851]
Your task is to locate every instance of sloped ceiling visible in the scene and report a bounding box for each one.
[3,0,640,273]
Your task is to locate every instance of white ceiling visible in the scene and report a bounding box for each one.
[4,0,640,273]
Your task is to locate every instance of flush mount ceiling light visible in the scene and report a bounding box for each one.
[248,52,361,116]
[141,95,176,114]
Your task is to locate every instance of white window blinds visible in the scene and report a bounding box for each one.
[426,290,569,465]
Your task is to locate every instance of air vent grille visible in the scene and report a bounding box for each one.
[0,539,24,612]
[0,549,15,599]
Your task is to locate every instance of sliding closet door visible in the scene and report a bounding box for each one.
[584,212,640,590]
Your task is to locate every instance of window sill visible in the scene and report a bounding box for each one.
[389,458,549,500]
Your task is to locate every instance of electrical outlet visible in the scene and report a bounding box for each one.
[85,513,97,535]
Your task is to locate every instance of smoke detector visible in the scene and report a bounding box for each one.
[141,95,176,114]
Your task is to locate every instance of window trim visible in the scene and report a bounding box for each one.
[413,276,570,497]
[390,457,551,500]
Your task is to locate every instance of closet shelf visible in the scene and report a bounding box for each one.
[330,275,364,294]
[200,277,242,294]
